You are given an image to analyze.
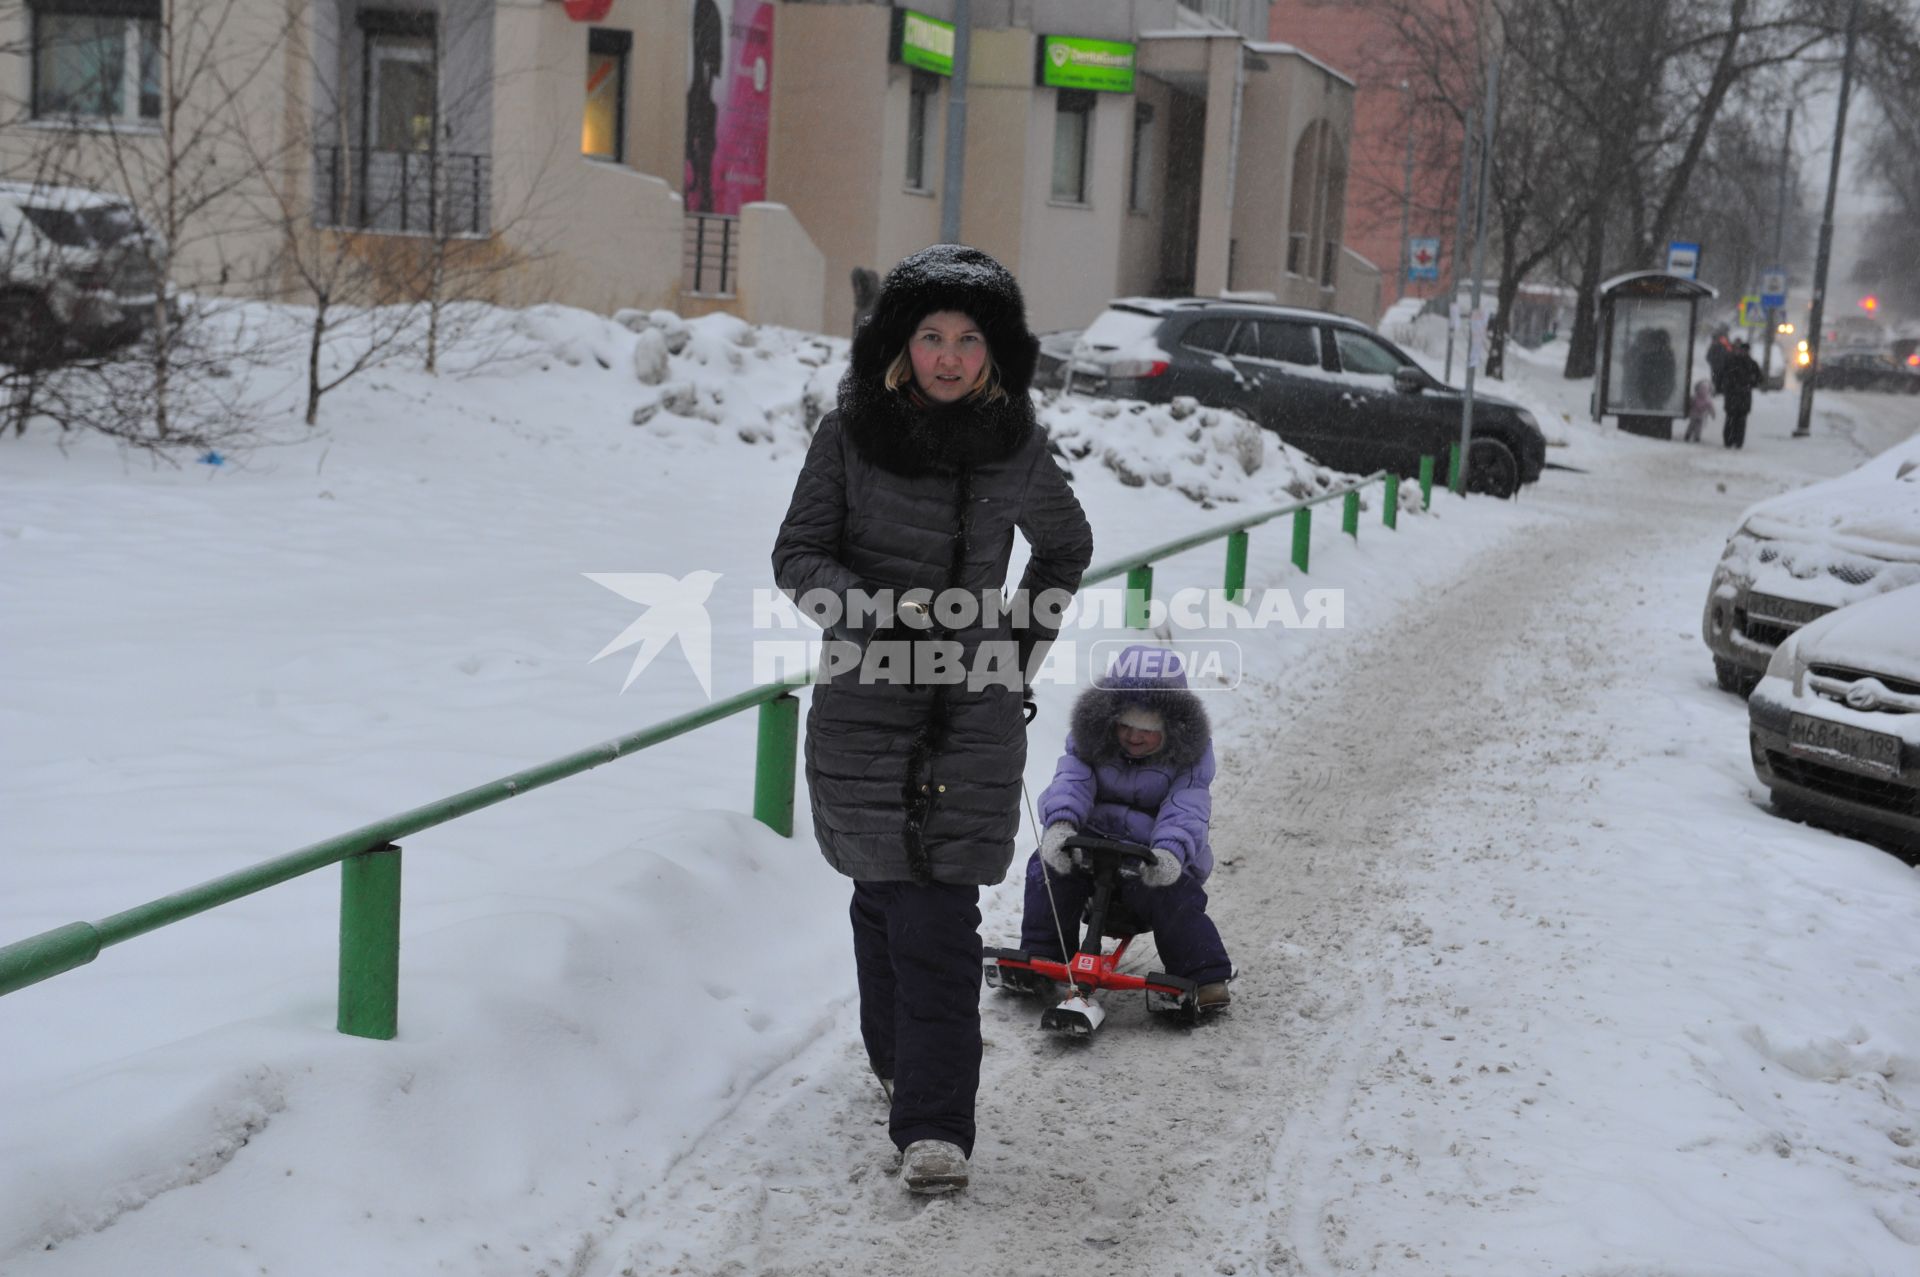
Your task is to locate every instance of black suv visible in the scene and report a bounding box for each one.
[1063,298,1547,497]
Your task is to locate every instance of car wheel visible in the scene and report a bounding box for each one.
[1465,437,1520,499]
[1713,657,1759,697]
[0,290,64,368]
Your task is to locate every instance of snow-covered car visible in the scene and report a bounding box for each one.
[1061,298,1547,497]
[1748,584,1920,852]
[1702,438,1920,695]
[0,181,168,365]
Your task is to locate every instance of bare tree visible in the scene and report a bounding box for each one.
[1,0,292,451]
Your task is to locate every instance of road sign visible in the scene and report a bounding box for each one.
[1408,237,1441,281]
[1737,295,1767,328]
[1759,267,1787,310]
[1666,241,1701,279]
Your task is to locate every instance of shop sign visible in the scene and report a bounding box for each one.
[1037,34,1136,93]
[892,8,954,76]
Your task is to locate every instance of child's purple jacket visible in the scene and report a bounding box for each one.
[1037,645,1216,881]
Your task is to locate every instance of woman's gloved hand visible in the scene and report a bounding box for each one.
[1139,848,1183,888]
[1038,821,1078,875]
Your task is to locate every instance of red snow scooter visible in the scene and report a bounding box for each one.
[983,834,1203,1035]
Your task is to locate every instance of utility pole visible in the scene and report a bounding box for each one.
[939,0,970,244]
[1763,105,1794,383]
[1795,0,1861,439]
[1396,80,1413,303]
[1443,106,1474,382]
[1455,56,1498,493]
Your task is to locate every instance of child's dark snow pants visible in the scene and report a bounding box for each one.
[849,880,982,1157]
[1019,852,1234,985]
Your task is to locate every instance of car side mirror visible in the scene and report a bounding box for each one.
[1393,366,1426,395]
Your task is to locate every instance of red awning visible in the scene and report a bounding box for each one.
[563,0,613,21]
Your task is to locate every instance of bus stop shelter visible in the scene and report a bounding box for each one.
[1593,272,1717,440]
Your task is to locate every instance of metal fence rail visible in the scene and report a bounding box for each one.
[314,146,491,238]
[683,213,738,296]
[0,455,1458,1036]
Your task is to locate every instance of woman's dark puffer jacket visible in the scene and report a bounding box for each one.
[772,245,1094,885]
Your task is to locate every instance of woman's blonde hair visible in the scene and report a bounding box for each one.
[884,335,1009,404]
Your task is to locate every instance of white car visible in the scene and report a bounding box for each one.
[0,181,168,364]
[1749,583,1920,853]
[1702,438,1920,695]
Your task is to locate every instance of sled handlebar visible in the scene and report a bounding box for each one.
[1060,834,1156,868]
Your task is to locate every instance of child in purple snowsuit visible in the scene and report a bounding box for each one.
[1684,378,1715,443]
[1019,644,1234,1008]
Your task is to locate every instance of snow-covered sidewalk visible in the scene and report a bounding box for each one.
[2,310,1916,1275]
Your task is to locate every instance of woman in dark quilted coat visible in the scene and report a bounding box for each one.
[773,244,1092,1194]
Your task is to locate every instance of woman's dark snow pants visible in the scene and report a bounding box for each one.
[850,880,982,1158]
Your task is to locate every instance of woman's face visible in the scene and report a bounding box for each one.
[907,310,988,403]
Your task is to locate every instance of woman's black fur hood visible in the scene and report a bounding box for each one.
[1068,682,1211,773]
[836,244,1039,477]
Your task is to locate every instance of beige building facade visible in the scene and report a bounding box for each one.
[0,0,1366,338]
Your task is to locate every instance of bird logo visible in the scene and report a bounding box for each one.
[585,570,722,696]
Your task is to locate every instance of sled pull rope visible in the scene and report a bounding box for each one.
[1020,779,1074,979]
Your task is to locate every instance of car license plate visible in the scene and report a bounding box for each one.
[1787,714,1903,778]
[1746,593,1831,630]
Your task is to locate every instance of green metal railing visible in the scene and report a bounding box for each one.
[0,458,1445,1036]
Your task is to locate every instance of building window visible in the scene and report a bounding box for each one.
[363,12,437,154]
[1050,89,1094,204]
[905,69,938,191]
[1128,102,1154,214]
[30,0,161,124]
[583,28,631,162]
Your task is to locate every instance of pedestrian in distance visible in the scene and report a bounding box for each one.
[1016,644,1235,1011]
[772,243,1093,1196]
[1721,338,1764,450]
[1706,325,1734,395]
[1684,378,1716,443]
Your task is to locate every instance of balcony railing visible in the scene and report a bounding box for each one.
[315,146,490,238]
[683,213,738,297]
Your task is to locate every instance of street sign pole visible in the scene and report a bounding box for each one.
[939,0,971,245]
[1443,106,1474,383]
[1456,55,1498,495]
[1797,0,1861,439]
[1763,105,1795,382]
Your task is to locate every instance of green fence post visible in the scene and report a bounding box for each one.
[1342,490,1360,539]
[1419,455,1435,509]
[1125,564,1153,629]
[753,692,800,837]
[1223,531,1249,605]
[1384,475,1400,529]
[1448,442,1464,495]
[1291,507,1311,573]
[338,843,401,1040]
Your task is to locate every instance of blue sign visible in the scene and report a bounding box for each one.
[1665,240,1701,279]
[1760,267,1787,310]
[1407,237,1441,281]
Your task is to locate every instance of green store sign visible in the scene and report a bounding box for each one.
[892,8,954,77]
[1037,34,1136,93]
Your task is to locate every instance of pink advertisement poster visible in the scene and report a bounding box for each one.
[685,0,773,216]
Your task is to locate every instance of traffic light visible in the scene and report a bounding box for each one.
[1861,295,1879,312]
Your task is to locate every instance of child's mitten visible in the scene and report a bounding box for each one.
[1141,848,1183,887]
[1039,822,1078,875]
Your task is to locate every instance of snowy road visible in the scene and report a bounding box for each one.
[590,395,1920,1277]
